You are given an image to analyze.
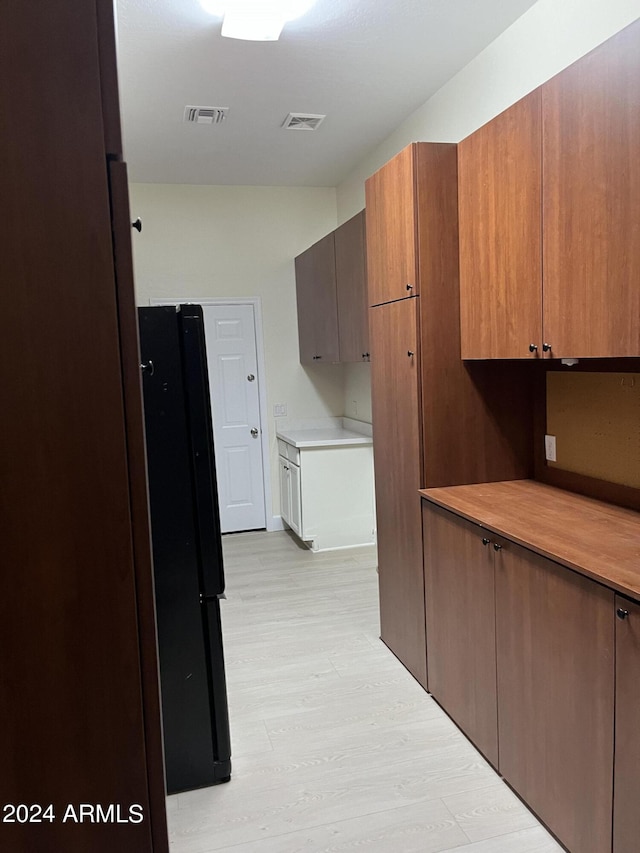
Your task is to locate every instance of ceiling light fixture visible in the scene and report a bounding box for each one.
[199,0,317,41]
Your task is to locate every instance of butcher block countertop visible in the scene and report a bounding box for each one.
[420,480,640,601]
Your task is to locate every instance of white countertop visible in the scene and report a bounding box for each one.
[277,427,373,448]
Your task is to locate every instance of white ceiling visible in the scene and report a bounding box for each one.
[116,0,538,187]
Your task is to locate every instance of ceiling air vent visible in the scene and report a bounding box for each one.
[183,106,229,125]
[282,113,326,131]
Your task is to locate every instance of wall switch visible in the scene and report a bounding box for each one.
[544,434,557,462]
[273,403,287,417]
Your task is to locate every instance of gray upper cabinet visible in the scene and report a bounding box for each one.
[294,210,368,364]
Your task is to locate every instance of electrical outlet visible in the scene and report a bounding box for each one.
[544,434,557,462]
[273,403,287,417]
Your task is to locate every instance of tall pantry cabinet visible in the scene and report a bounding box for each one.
[366,143,532,687]
[366,143,454,688]
[0,3,168,852]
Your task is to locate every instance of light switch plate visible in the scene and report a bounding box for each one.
[544,434,557,462]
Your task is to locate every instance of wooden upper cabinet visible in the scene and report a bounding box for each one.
[365,144,419,305]
[295,232,340,364]
[458,90,542,359]
[543,18,640,358]
[294,211,369,364]
[335,210,369,362]
[459,19,640,360]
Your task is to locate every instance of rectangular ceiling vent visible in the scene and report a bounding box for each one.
[184,106,229,125]
[282,113,326,131]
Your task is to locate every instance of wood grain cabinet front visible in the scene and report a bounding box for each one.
[365,144,419,306]
[542,18,640,358]
[495,540,614,853]
[370,297,425,686]
[295,232,340,364]
[458,90,543,359]
[422,503,498,766]
[294,211,369,364]
[613,595,640,853]
[459,18,640,360]
[335,210,369,362]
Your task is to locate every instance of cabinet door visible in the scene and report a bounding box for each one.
[543,19,640,358]
[0,3,168,852]
[370,298,426,686]
[294,232,340,364]
[279,457,291,525]
[365,144,418,306]
[336,210,369,362]
[614,595,640,853]
[288,461,302,536]
[422,503,498,766]
[496,542,614,853]
[458,90,542,359]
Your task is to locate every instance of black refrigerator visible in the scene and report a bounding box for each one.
[138,304,231,794]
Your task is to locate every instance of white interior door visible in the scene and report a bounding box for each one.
[203,304,266,532]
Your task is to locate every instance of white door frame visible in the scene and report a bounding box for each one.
[149,296,276,532]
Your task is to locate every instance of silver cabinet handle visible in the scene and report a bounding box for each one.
[247,374,255,381]
[250,427,259,437]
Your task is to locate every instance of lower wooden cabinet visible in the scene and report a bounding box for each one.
[422,503,498,766]
[613,595,640,853]
[421,495,638,853]
[495,539,614,853]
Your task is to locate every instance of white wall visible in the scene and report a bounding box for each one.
[129,183,340,519]
[339,0,640,420]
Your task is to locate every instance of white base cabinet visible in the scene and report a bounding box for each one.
[278,439,375,552]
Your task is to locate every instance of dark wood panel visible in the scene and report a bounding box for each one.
[422,503,498,766]
[295,232,339,364]
[370,298,426,687]
[365,144,418,305]
[458,90,542,359]
[542,18,640,358]
[495,543,614,853]
[0,3,160,850]
[420,480,640,601]
[108,161,169,852]
[336,210,369,362]
[96,0,123,158]
[614,595,640,853]
[415,143,534,486]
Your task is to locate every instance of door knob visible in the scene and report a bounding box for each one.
[247,374,255,382]
[493,543,503,551]
[407,350,414,357]
[250,427,259,437]
[617,608,629,620]
[406,283,413,291]
[131,217,142,232]
[542,343,552,352]
[482,537,490,546]
[529,343,538,353]
[140,360,154,375]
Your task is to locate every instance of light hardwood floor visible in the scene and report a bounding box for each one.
[167,530,563,853]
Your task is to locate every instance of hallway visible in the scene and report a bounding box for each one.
[167,530,562,852]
